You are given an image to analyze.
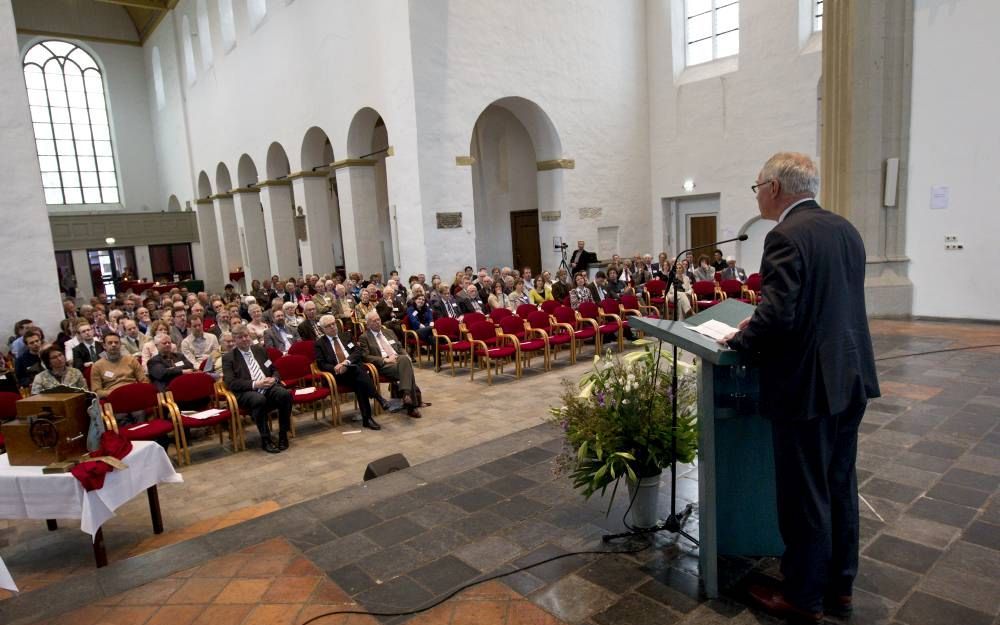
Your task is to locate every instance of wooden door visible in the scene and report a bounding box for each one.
[689,215,718,255]
[510,210,542,275]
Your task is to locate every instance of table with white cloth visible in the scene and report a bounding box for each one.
[0,441,183,581]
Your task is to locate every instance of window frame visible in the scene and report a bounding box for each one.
[684,0,740,68]
[813,0,824,32]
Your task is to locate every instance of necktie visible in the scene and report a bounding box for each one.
[331,336,347,364]
[375,332,396,357]
[243,350,265,393]
[473,300,481,313]
[279,328,289,351]
[598,287,605,300]
[89,344,97,361]
[446,300,455,317]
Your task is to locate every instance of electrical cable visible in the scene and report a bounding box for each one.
[300,340,1000,624]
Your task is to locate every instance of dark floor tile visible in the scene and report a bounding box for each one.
[448,510,511,540]
[854,556,920,602]
[962,521,1000,551]
[530,574,618,623]
[896,452,955,474]
[593,591,682,625]
[356,543,427,580]
[539,504,599,530]
[937,412,997,439]
[306,532,382,573]
[908,496,978,528]
[476,455,530,477]
[969,440,1000,458]
[490,494,552,521]
[447,487,504,513]
[453,535,524,572]
[925,482,990,508]
[369,493,420,521]
[407,481,462,503]
[404,501,468,529]
[354,575,434,613]
[499,519,564,550]
[409,555,481,596]
[884,415,939,436]
[499,568,546,596]
[323,508,383,537]
[513,544,593,583]
[860,422,881,435]
[868,401,908,415]
[285,521,338,549]
[940,467,998,492]
[862,478,924,505]
[910,440,966,460]
[508,446,558,466]
[636,576,700,613]
[863,535,942,574]
[363,517,427,548]
[848,588,897,625]
[483,474,539,497]
[327,563,377,596]
[440,468,496,491]
[895,591,993,625]
[405,525,469,561]
[576,554,648,595]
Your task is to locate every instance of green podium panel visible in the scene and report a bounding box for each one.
[631,299,783,597]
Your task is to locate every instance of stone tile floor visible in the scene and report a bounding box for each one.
[2,318,999,625]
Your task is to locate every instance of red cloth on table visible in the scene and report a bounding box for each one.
[70,431,134,492]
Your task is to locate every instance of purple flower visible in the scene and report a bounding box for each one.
[595,392,606,406]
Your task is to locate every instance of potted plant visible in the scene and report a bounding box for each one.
[550,347,698,528]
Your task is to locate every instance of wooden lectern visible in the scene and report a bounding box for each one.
[631,300,784,597]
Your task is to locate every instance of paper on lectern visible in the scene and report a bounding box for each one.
[684,319,739,341]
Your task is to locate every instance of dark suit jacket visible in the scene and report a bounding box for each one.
[222,345,282,395]
[569,249,598,273]
[432,297,461,320]
[721,267,748,282]
[587,282,615,303]
[72,341,101,371]
[458,296,485,315]
[147,351,194,391]
[263,326,298,352]
[357,328,403,369]
[314,334,363,374]
[727,200,880,420]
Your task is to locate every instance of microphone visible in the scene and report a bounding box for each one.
[665,235,749,311]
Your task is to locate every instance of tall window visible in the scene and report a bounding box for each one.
[181,15,197,85]
[197,0,214,69]
[685,0,739,67]
[23,41,119,205]
[219,0,236,51]
[151,46,165,110]
[814,0,824,32]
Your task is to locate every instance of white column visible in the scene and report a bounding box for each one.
[232,188,270,286]
[133,244,154,283]
[71,249,94,300]
[193,199,224,292]
[0,1,63,337]
[213,194,242,279]
[292,174,336,275]
[537,167,569,272]
[259,181,299,278]
[334,163,381,275]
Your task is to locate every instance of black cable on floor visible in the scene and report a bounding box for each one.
[873,343,1000,362]
[299,540,652,624]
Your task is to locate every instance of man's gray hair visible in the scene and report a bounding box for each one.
[319,314,336,328]
[760,152,819,196]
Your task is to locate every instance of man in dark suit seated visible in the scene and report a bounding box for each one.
[458,284,486,315]
[147,333,195,391]
[722,152,880,623]
[569,240,598,275]
[72,321,101,371]
[297,301,320,342]
[358,311,422,418]
[587,271,616,303]
[222,325,293,453]
[262,309,298,354]
[375,285,405,336]
[314,314,387,430]
[431,284,461,320]
[721,256,748,283]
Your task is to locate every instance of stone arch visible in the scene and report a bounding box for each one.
[343,108,395,276]
[265,141,291,179]
[301,126,334,170]
[167,195,182,212]
[261,142,299,276]
[237,153,258,187]
[197,170,212,199]
[479,96,562,161]
[216,162,233,192]
[299,126,344,271]
[346,107,383,158]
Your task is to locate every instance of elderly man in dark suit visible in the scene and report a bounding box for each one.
[722,152,880,622]
[222,325,293,453]
[314,314,387,430]
[358,310,422,418]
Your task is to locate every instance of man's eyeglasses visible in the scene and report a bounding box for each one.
[751,179,775,194]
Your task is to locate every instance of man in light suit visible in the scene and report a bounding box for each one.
[223,325,292,453]
[721,256,748,283]
[722,152,880,622]
[358,311,422,418]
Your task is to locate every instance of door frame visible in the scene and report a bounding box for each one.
[509,209,542,275]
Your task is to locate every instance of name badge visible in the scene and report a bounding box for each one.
[104,370,115,378]
[347,343,354,349]
[389,339,397,344]
[174,361,185,367]
[392,307,399,311]
[264,359,272,367]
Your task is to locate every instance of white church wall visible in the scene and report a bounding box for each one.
[13,1,163,213]
[646,0,821,268]
[906,0,1000,321]
[408,0,651,276]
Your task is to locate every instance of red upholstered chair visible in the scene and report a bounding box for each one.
[540,300,559,314]
[308,362,373,425]
[561,296,571,307]
[527,310,574,365]
[618,294,658,339]
[202,317,216,332]
[288,340,316,361]
[499,315,549,373]
[0,391,20,453]
[401,316,433,368]
[83,363,93,391]
[715,271,723,283]
[432,316,472,376]
[720,279,753,304]
[274,355,332,430]
[163,372,241,464]
[691,280,723,312]
[516,304,537,318]
[101,382,181,464]
[466,321,518,385]
[579,301,623,353]
[745,273,762,304]
[552,305,599,361]
[644,279,667,316]
[460,312,488,328]
[489,308,513,324]
[266,346,283,363]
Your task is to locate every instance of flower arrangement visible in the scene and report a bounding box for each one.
[550,346,698,506]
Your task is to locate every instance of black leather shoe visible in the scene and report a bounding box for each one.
[261,438,280,454]
[377,397,391,411]
[363,418,382,430]
[824,595,852,618]
[277,434,289,451]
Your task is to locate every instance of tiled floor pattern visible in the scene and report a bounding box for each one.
[3,318,999,625]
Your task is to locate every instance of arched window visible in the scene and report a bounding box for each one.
[247,0,267,31]
[181,15,197,85]
[219,0,236,51]
[151,46,165,110]
[196,0,213,69]
[22,40,119,205]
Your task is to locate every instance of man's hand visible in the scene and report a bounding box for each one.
[738,315,752,330]
[386,354,398,365]
[334,362,347,375]
[717,331,737,347]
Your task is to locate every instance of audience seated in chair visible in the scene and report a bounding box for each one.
[358,311,422,418]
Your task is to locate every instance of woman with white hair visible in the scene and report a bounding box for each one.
[246,304,269,343]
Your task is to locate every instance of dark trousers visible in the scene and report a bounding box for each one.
[771,402,865,613]
[334,366,377,419]
[237,385,292,439]
[377,355,416,396]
